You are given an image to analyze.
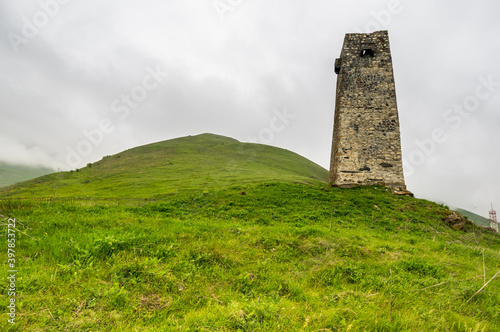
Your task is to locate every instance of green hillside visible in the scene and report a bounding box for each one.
[1,134,499,331]
[456,209,491,228]
[0,163,52,188]
[0,134,328,199]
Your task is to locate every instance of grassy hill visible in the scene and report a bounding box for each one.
[0,134,327,199]
[1,134,499,331]
[0,163,52,188]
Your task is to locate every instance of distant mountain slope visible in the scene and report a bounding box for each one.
[0,133,328,198]
[455,208,491,227]
[0,163,53,188]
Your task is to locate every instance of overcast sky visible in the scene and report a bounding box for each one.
[1,0,499,217]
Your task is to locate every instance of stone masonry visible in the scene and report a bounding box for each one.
[329,30,406,188]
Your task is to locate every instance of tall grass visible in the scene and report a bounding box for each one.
[1,183,499,331]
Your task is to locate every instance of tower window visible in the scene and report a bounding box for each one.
[360,49,374,57]
[334,58,341,74]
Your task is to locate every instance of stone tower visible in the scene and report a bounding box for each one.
[329,30,405,188]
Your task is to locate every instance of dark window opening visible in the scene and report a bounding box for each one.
[360,49,374,57]
[334,58,341,74]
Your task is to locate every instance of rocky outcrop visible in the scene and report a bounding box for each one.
[443,211,473,231]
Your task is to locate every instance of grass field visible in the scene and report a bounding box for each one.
[1,134,499,331]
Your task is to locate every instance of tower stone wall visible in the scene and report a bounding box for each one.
[329,30,405,188]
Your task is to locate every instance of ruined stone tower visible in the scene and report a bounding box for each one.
[329,30,405,188]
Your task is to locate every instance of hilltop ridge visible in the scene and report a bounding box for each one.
[0,133,328,199]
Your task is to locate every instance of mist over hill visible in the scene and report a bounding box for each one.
[0,163,52,188]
